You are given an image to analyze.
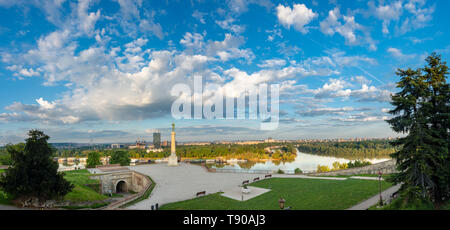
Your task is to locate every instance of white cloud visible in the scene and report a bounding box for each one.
[276,3,317,34]
[387,47,416,60]
[36,98,56,110]
[216,18,245,34]
[314,79,352,99]
[320,8,376,50]
[257,58,286,68]
[192,10,206,24]
[399,0,434,34]
[297,107,354,117]
[76,0,100,36]
[374,1,403,34]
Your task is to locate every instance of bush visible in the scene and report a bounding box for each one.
[294,168,303,174]
[317,165,331,173]
[277,169,285,174]
[332,161,348,171]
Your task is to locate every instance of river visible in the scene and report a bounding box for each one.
[207,150,390,173]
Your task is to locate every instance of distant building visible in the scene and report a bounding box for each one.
[111,144,124,149]
[162,140,169,147]
[153,132,161,148]
[265,137,275,143]
[129,140,147,150]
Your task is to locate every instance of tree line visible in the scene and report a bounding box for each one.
[296,140,397,159]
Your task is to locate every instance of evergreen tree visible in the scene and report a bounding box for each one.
[0,130,73,200]
[387,53,449,203]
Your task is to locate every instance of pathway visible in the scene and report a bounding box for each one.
[347,184,401,210]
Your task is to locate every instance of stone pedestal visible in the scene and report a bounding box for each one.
[168,154,178,166]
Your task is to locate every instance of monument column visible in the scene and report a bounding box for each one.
[168,123,178,166]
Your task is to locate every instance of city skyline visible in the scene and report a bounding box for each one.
[0,0,449,144]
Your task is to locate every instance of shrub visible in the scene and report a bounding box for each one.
[317,165,331,173]
[347,160,372,169]
[294,168,303,174]
[332,161,348,171]
[277,169,285,174]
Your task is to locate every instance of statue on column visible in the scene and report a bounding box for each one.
[168,122,178,166]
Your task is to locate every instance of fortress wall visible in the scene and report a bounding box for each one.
[309,159,397,176]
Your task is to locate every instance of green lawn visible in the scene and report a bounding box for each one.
[317,174,391,179]
[62,169,108,203]
[161,178,392,210]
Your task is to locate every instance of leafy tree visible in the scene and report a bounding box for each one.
[0,130,74,200]
[110,150,130,166]
[86,152,102,168]
[0,148,12,165]
[387,53,449,203]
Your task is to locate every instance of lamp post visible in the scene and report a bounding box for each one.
[378,171,383,206]
[278,198,286,210]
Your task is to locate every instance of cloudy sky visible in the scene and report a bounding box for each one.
[0,0,448,144]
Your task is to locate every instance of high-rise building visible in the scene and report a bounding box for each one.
[153,132,161,149]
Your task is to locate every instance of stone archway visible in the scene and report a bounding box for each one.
[116,180,128,193]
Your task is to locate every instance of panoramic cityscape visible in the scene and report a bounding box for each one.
[0,0,449,226]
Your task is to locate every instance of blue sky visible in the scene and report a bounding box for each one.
[0,0,449,144]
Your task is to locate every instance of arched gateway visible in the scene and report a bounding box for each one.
[116,180,128,193]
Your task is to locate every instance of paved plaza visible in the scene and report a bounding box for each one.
[127,163,268,209]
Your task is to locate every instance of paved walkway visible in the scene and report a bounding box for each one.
[347,184,401,210]
[221,186,271,201]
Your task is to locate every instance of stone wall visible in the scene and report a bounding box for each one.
[90,170,151,194]
[130,171,151,193]
[309,159,397,176]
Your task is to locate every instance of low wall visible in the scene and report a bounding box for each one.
[309,159,397,176]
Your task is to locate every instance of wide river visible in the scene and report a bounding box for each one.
[208,150,390,173]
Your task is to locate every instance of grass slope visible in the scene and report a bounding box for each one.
[63,169,108,203]
[161,178,392,210]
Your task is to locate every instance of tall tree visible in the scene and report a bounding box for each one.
[110,150,130,166]
[387,53,449,203]
[0,130,73,200]
[86,152,102,168]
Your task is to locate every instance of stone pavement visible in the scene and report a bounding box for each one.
[127,163,267,209]
[221,186,271,201]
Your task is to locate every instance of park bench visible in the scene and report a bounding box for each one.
[196,191,206,197]
[265,174,272,178]
[253,177,260,182]
[242,180,249,185]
